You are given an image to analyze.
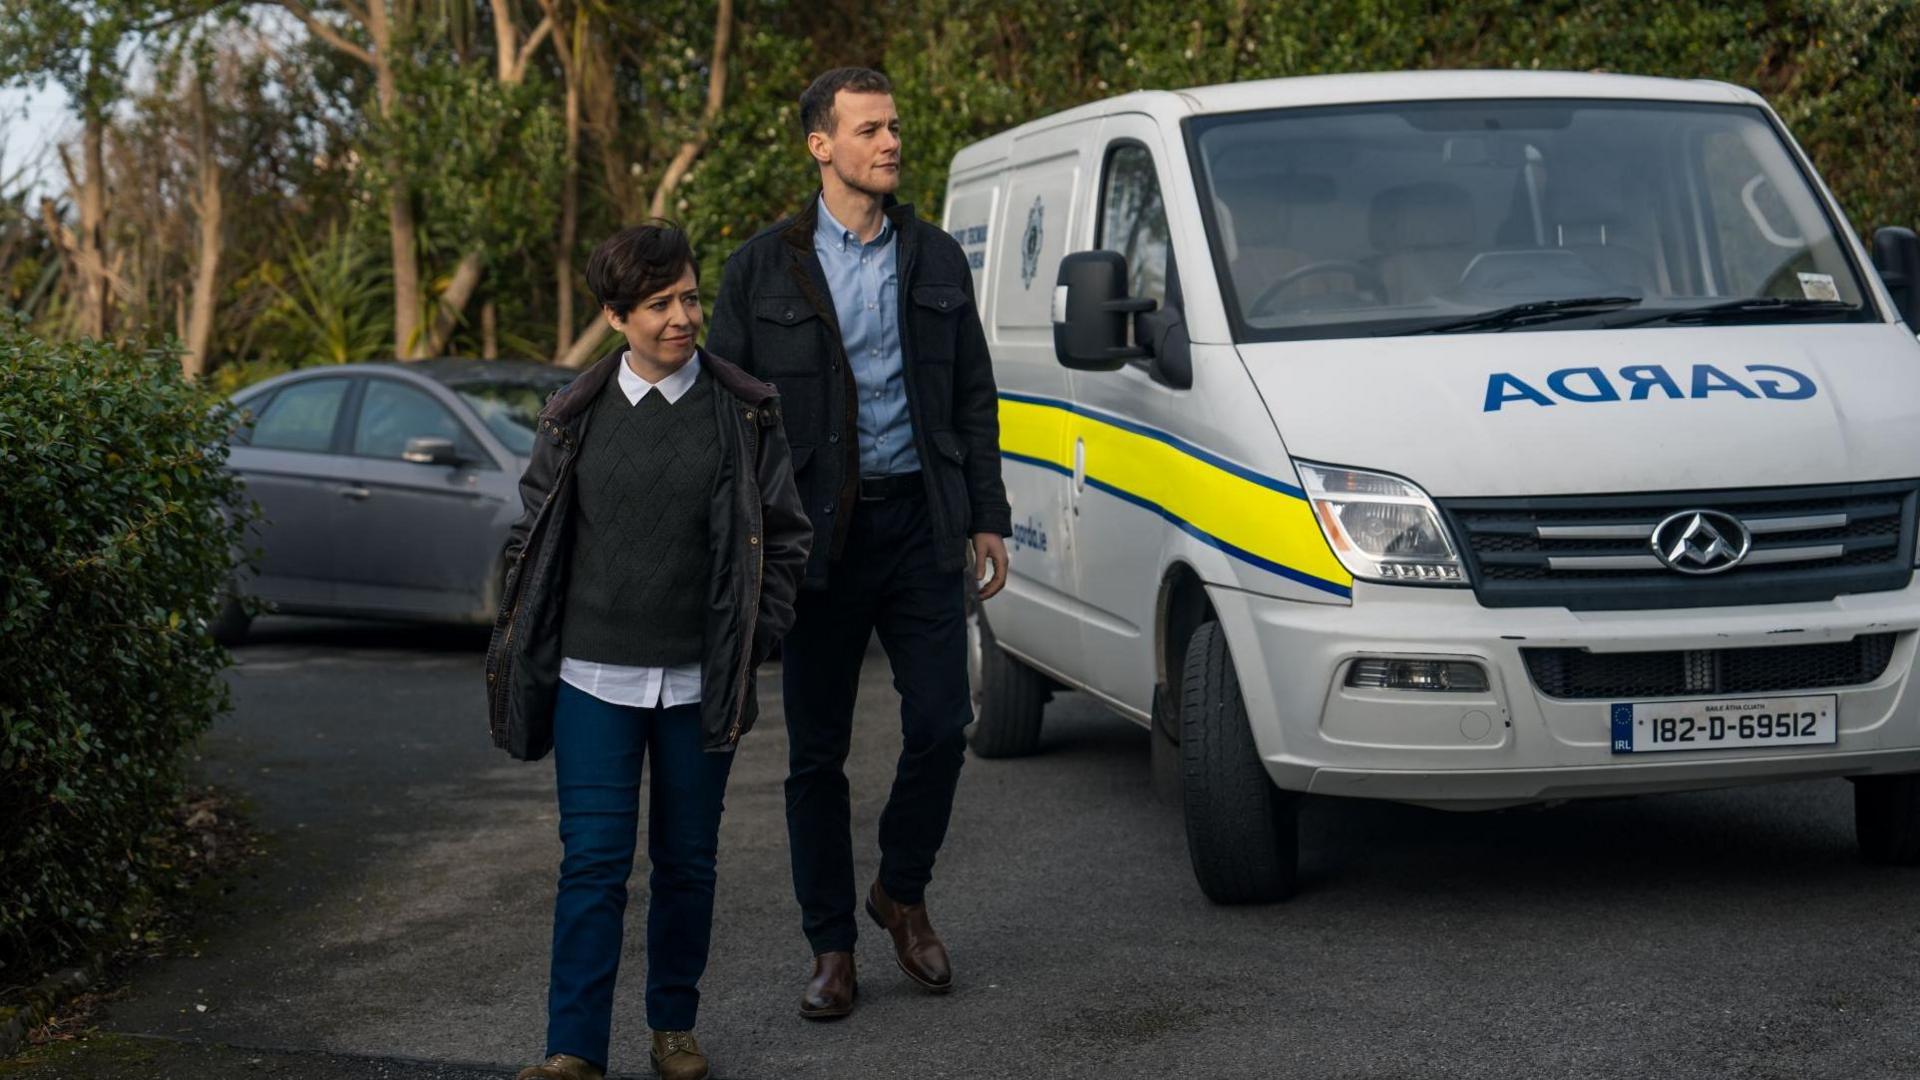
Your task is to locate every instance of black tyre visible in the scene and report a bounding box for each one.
[1854,774,1920,865]
[209,590,252,647]
[1179,620,1299,903]
[965,591,1049,759]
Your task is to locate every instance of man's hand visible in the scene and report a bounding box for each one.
[972,532,1010,601]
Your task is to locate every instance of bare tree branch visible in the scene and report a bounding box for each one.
[277,0,376,68]
[512,15,553,83]
[425,251,487,356]
[558,314,616,368]
[648,0,732,219]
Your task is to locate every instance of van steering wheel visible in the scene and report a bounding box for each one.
[1247,260,1389,315]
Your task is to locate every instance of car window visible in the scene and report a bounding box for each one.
[247,378,348,453]
[353,379,484,463]
[455,380,564,456]
[1100,143,1171,309]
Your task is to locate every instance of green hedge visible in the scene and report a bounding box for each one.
[0,321,249,980]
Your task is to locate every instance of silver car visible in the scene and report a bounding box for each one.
[216,359,574,643]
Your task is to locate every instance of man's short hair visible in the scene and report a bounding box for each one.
[799,67,893,138]
[585,221,697,319]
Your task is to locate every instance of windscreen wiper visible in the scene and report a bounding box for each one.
[1392,296,1644,336]
[1604,297,1862,328]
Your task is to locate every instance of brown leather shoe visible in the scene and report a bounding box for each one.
[650,1030,710,1080]
[865,881,953,993]
[515,1054,603,1080]
[799,950,857,1019]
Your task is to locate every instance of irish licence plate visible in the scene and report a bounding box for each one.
[1610,695,1837,754]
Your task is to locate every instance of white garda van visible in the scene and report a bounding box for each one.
[944,70,1920,902]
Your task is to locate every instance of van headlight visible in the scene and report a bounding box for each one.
[1296,462,1467,585]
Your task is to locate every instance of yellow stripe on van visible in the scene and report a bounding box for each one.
[996,393,1353,597]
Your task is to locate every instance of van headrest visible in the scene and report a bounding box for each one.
[1369,182,1476,253]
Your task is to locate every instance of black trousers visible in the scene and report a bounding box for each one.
[783,490,970,955]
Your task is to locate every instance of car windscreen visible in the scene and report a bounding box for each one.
[455,380,566,456]
[1188,99,1874,341]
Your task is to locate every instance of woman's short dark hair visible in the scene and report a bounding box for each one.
[799,67,893,137]
[585,221,697,319]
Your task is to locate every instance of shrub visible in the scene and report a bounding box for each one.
[0,320,250,980]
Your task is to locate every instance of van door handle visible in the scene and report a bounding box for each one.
[1072,439,1086,496]
[337,485,372,501]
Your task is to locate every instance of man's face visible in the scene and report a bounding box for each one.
[608,264,701,369]
[810,90,901,197]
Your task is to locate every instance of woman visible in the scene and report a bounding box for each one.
[484,221,811,1080]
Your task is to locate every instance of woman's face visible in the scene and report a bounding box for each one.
[609,263,701,371]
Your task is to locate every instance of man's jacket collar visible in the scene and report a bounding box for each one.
[782,190,916,256]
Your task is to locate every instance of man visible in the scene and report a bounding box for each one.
[705,66,1011,1020]
[488,223,811,1080]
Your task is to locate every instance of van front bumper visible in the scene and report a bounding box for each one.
[1208,580,1920,810]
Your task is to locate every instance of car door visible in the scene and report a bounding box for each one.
[225,374,355,610]
[329,374,509,619]
[1066,115,1190,716]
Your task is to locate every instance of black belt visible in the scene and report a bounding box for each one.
[857,471,923,501]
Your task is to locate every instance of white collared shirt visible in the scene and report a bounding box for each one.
[558,350,706,709]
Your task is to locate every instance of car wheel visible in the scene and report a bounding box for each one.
[1854,774,1920,865]
[965,587,1049,759]
[209,589,252,647]
[1179,620,1299,903]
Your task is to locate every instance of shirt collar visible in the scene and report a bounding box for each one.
[617,349,702,406]
[816,195,892,254]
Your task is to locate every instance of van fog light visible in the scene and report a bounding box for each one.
[1347,658,1489,693]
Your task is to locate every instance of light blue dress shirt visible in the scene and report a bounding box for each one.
[814,197,920,477]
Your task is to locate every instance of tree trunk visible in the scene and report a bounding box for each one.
[481,300,498,359]
[183,72,223,381]
[551,7,582,361]
[365,0,424,359]
[78,113,109,339]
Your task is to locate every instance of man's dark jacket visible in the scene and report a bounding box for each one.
[482,348,812,761]
[705,196,1011,588]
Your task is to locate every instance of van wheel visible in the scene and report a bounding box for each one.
[966,591,1049,759]
[1853,774,1920,865]
[1179,621,1299,903]
[210,589,251,647]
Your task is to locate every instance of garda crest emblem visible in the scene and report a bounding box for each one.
[1021,197,1045,289]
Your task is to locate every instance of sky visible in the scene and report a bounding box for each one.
[0,81,72,197]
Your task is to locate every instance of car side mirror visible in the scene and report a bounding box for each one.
[402,436,463,466]
[1054,250,1155,371]
[1872,226,1920,327]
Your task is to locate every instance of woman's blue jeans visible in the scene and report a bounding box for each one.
[545,681,735,1071]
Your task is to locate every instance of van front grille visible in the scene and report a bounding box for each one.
[1438,481,1917,610]
[1523,634,1899,699]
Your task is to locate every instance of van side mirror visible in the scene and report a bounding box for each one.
[403,436,463,466]
[1872,226,1920,327]
[1054,251,1155,371]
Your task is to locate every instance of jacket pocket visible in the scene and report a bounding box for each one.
[910,284,968,363]
[752,297,825,376]
[927,430,971,536]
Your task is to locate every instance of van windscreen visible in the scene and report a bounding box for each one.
[1188,99,1873,341]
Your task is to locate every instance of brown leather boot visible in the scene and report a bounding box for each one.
[649,1030,710,1080]
[799,950,857,1019]
[515,1054,603,1080]
[866,881,953,993]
